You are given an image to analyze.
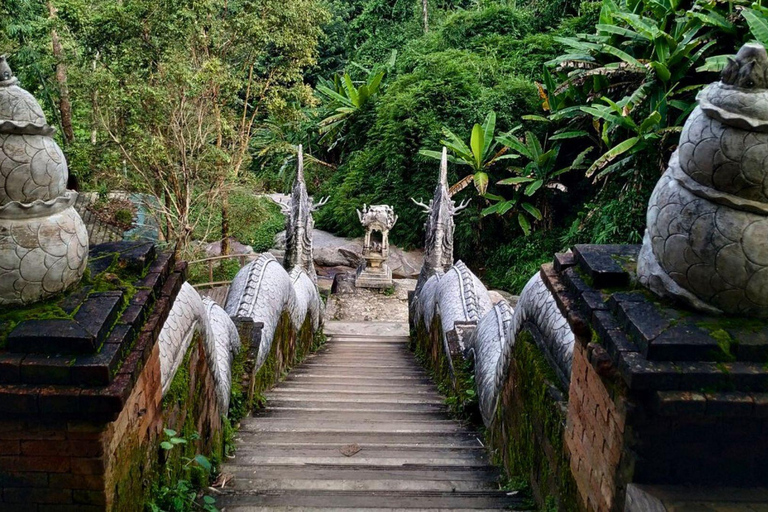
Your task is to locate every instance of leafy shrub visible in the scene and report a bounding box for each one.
[191,191,284,253]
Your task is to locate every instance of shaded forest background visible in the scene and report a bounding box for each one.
[2,0,764,292]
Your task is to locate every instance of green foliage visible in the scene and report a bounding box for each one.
[419,111,520,196]
[191,191,284,253]
[148,430,217,512]
[317,65,388,147]
[314,6,543,250]
[545,0,753,182]
[484,228,567,293]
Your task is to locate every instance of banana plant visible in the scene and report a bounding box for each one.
[482,131,589,235]
[699,3,768,72]
[316,69,385,145]
[544,0,735,182]
[418,112,519,196]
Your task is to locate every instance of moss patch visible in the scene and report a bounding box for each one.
[487,330,580,510]
[0,250,145,348]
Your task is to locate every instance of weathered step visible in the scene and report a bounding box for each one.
[224,463,500,482]
[254,409,453,422]
[285,374,433,383]
[327,341,410,347]
[228,455,491,467]
[289,369,428,378]
[268,385,440,395]
[232,431,483,447]
[231,446,488,463]
[264,396,445,407]
[238,419,467,434]
[302,354,424,366]
[215,489,524,509]
[211,508,511,512]
[267,384,443,401]
[226,477,500,492]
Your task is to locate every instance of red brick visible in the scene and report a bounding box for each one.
[3,487,72,504]
[0,440,20,455]
[39,506,102,512]
[0,472,48,488]
[48,473,103,491]
[21,440,103,458]
[73,489,106,506]
[0,428,65,441]
[70,457,105,475]
[0,456,69,473]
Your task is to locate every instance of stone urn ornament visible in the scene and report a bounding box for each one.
[355,204,398,289]
[0,56,88,305]
[638,43,768,317]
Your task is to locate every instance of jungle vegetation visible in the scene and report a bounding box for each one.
[2,0,764,292]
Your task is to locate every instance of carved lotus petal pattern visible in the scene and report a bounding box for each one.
[0,84,47,127]
[0,134,67,204]
[639,45,768,316]
[0,205,88,305]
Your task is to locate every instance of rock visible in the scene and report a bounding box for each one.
[204,237,254,258]
[331,272,357,294]
[274,228,423,278]
[489,289,519,308]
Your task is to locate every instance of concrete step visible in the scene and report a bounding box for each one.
[232,431,484,447]
[266,385,443,403]
[214,489,524,510]
[227,455,492,467]
[285,373,433,383]
[220,323,518,511]
[238,419,467,434]
[268,385,440,395]
[211,508,513,512]
[254,409,453,422]
[232,445,487,461]
[225,477,500,492]
[264,396,445,407]
[224,463,500,482]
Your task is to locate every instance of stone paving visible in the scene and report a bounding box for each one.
[324,278,415,323]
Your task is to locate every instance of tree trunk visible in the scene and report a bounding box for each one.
[422,0,429,33]
[47,2,74,144]
[221,195,230,256]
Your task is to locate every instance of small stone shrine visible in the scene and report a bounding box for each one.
[355,204,397,289]
[0,55,88,305]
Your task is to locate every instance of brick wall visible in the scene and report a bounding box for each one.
[566,342,629,512]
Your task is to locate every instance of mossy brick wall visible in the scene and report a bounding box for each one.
[487,329,581,512]
[410,306,580,511]
[0,249,323,511]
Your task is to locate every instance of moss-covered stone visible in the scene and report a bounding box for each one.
[487,330,580,511]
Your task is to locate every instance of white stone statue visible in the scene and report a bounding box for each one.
[638,43,768,317]
[0,55,88,305]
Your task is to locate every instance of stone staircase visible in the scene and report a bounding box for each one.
[217,322,525,511]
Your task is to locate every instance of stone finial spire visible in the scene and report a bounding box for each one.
[638,43,768,317]
[411,146,470,292]
[439,146,448,188]
[0,55,88,305]
[296,144,305,184]
[282,145,327,281]
[0,55,16,84]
